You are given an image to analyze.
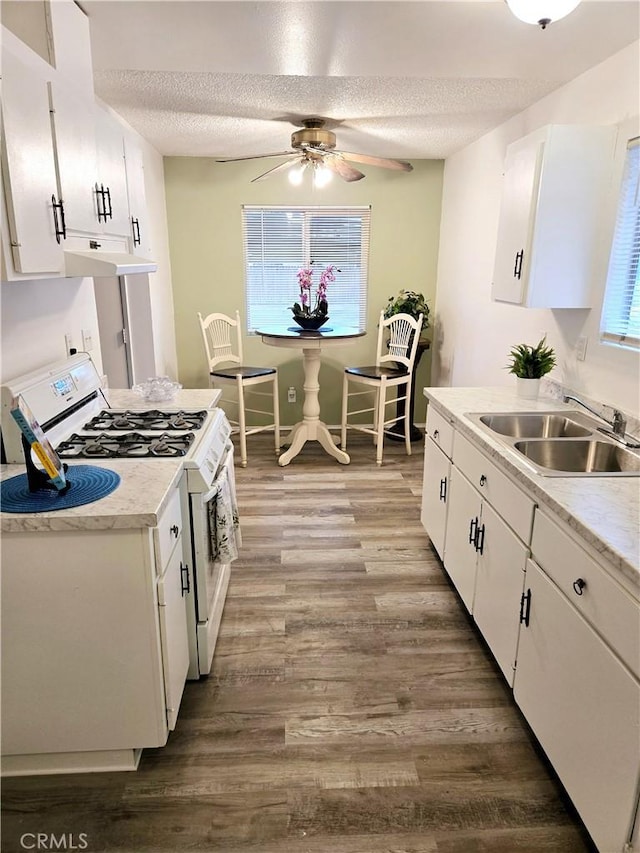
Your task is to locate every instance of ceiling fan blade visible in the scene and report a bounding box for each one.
[216,151,295,163]
[334,150,414,172]
[251,158,301,182]
[323,154,365,183]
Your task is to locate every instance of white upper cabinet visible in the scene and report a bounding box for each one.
[492,124,617,308]
[1,22,154,280]
[94,106,131,239]
[44,0,95,100]
[48,81,98,234]
[124,134,153,257]
[0,45,64,276]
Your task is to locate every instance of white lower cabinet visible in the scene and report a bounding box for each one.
[0,477,190,775]
[421,406,640,851]
[443,466,527,685]
[420,436,451,559]
[514,559,640,853]
[443,466,480,610]
[472,501,527,686]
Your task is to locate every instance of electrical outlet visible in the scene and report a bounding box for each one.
[576,336,588,361]
[64,333,74,356]
[287,386,296,403]
[81,329,93,351]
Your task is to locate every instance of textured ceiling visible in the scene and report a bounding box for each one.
[84,0,640,160]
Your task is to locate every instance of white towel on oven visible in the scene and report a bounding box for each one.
[207,448,242,562]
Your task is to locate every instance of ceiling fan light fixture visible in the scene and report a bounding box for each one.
[288,161,307,186]
[313,163,333,189]
[505,0,581,28]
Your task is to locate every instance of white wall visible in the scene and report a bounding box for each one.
[433,40,640,416]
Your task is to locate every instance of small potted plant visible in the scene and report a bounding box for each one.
[383,289,430,339]
[506,336,556,399]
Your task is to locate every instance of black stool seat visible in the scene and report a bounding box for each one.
[345,365,408,380]
[210,365,277,379]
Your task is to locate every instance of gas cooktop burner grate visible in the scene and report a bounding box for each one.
[83,410,208,432]
[56,431,196,459]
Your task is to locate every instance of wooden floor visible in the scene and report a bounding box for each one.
[1,433,595,853]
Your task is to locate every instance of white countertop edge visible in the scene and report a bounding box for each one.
[1,460,184,532]
[423,387,640,590]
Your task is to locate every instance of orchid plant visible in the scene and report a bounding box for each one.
[290,263,339,320]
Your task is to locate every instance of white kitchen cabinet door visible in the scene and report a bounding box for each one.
[472,501,528,686]
[157,544,190,731]
[123,134,152,256]
[1,48,63,275]
[492,125,617,309]
[421,436,451,560]
[48,80,98,235]
[94,107,131,238]
[515,560,640,853]
[491,136,543,305]
[443,467,481,611]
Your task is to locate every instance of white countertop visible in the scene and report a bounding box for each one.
[1,458,184,532]
[424,387,640,590]
[0,388,221,532]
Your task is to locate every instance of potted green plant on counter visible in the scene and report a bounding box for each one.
[383,290,431,441]
[506,336,556,399]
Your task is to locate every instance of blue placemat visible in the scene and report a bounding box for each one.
[1,465,121,513]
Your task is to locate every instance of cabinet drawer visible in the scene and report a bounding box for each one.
[453,432,534,544]
[153,487,183,573]
[425,406,454,459]
[532,509,640,677]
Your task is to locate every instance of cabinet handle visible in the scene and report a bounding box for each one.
[433,429,439,440]
[95,183,113,221]
[104,186,112,220]
[51,195,66,243]
[469,516,478,545]
[514,249,524,280]
[132,217,141,247]
[170,524,180,538]
[475,523,485,555]
[519,588,532,627]
[180,562,190,596]
[479,474,487,487]
[572,578,586,596]
[439,477,447,502]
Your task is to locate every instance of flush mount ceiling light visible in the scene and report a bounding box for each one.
[505,0,582,28]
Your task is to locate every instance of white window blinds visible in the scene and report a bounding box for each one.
[242,205,371,331]
[600,137,640,349]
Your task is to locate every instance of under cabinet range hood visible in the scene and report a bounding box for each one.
[63,250,158,277]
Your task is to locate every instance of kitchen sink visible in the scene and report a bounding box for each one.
[466,411,640,476]
[513,439,640,475]
[478,413,592,438]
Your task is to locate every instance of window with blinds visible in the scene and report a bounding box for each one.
[600,136,640,350]
[242,205,371,331]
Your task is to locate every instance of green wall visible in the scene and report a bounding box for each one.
[164,157,443,426]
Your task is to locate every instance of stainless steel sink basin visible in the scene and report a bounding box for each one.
[478,413,592,439]
[465,411,640,476]
[513,440,640,475]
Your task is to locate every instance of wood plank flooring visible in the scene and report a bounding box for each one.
[1,433,595,852]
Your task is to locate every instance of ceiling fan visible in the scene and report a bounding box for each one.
[215,118,414,183]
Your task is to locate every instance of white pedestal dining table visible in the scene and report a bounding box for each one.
[255,325,365,466]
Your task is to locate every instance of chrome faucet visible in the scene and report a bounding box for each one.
[562,394,627,436]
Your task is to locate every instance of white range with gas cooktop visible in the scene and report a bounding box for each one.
[0,355,239,776]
